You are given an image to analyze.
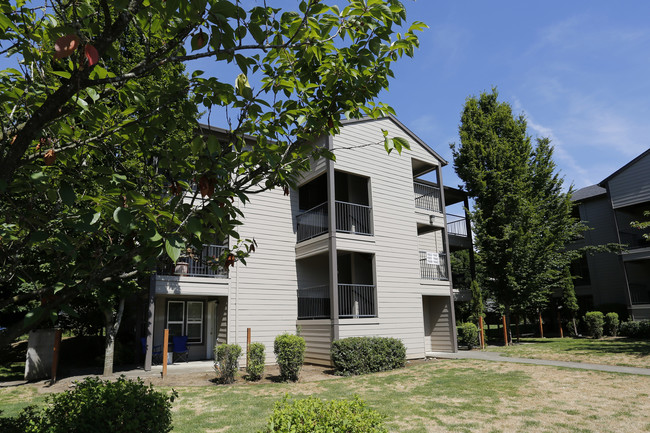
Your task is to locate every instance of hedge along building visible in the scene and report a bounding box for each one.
[142,116,472,368]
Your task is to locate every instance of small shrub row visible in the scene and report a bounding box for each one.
[457,322,479,349]
[0,377,176,433]
[619,320,650,339]
[274,333,306,382]
[584,311,605,338]
[260,396,387,433]
[330,337,406,376]
[604,312,619,337]
[584,311,621,338]
[247,342,266,381]
[215,343,242,384]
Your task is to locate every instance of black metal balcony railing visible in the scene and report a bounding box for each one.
[159,244,228,278]
[297,284,377,319]
[296,203,328,242]
[296,201,373,242]
[297,285,330,319]
[619,231,650,250]
[414,182,442,213]
[447,214,468,237]
[335,201,373,236]
[419,251,448,281]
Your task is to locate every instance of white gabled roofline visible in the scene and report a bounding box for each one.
[340,115,448,166]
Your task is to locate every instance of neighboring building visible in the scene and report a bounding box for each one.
[142,116,472,366]
[571,149,650,320]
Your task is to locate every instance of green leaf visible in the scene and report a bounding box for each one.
[59,183,76,206]
[187,217,202,240]
[165,235,185,263]
[113,207,133,230]
[52,70,72,79]
[53,282,66,294]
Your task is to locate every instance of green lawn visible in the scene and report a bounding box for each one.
[2,359,650,433]
[485,337,650,368]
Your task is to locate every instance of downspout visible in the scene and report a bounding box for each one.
[326,134,340,341]
[437,167,458,352]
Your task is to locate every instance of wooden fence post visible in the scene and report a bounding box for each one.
[162,329,169,379]
[502,315,508,346]
[246,327,251,367]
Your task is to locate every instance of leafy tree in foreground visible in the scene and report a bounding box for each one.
[451,89,582,341]
[560,267,579,335]
[0,0,425,350]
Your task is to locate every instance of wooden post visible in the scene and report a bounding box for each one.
[478,316,485,349]
[162,329,169,379]
[246,327,251,366]
[557,311,564,338]
[538,312,544,338]
[50,329,62,384]
[502,315,508,346]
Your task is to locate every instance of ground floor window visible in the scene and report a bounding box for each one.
[166,300,204,344]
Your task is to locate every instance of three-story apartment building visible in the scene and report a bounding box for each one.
[143,116,470,366]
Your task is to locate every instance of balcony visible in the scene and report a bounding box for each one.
[620,230,650,250]
[296,201,373,243]
[419,251,448,281]
[297,284,377,319]
[158,244,228,278]
[447,214,468,237]
[414,181,442,213]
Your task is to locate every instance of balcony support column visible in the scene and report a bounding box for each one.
[326,135,340,341]
[437,167,458,352]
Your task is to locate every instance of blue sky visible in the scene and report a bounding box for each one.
[380,1,650,191]
[4,1,648,192]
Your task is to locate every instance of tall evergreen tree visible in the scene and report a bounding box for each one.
[451,89,582,341]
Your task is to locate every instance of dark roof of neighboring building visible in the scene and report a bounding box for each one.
[572,184,607,202]
[600,148,650,185]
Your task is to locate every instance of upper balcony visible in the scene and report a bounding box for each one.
[158,244,228,278]
[296,171,372,244]
[296,201,373,242]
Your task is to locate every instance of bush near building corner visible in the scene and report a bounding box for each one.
[330,336,406,376]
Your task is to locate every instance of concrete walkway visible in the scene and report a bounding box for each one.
[427,350,650,376]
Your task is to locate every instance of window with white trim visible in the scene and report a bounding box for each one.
[166,300,204,344]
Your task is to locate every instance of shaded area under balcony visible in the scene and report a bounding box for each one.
[158,244,228,278]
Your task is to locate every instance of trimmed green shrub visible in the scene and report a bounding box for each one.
[215,343,242,384]
[246,342,266,381]
[260,396,387,433]
[604,312,620,337]
[274,334,305,382]
[330,337,406,376]
[584,311,604,339]
[457,322,479,349]
[619,320,650,338]
[0,377,176,433]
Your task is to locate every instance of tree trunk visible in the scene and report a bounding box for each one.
[504,304,512,345]
[102,298,125,376]
[572,316,578,336]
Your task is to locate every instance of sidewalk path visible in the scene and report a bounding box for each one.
[427,350,650,376]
